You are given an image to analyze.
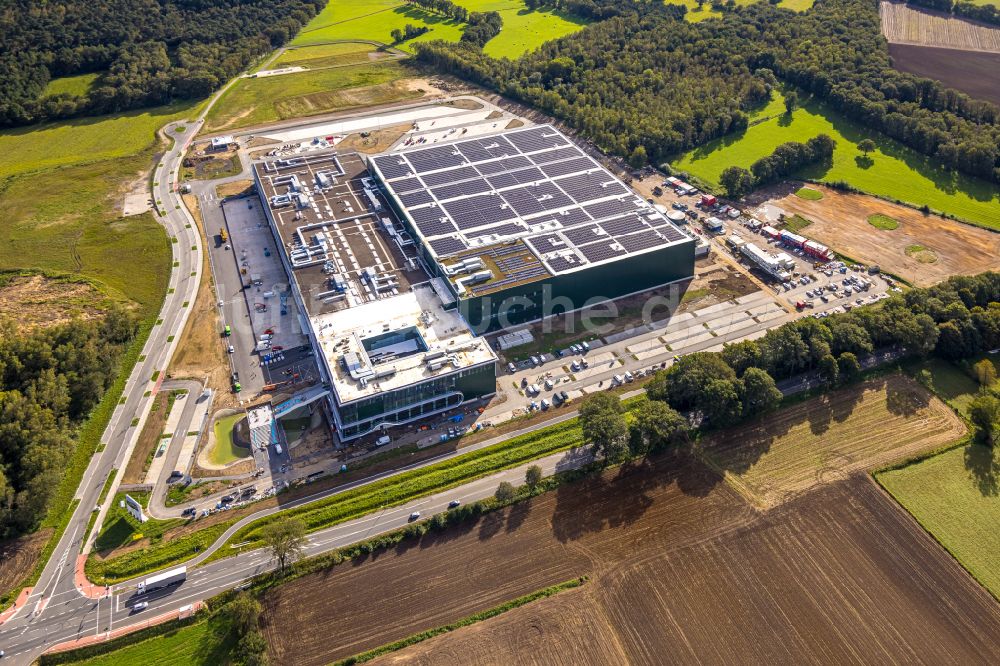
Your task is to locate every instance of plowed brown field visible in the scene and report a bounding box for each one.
[770,184,1000,286]
[890,44,1000,107]
[261,377,989,666]
[381,478,1000,665]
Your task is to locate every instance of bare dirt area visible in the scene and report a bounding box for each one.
[168,195,233,408]
[890,43,1000,106]
[698,375,965,509]
[0,274,109,330]
[335,123,411,153]
[0,530,51,597]
[880,1,1000,52]
[765,183,1000,286]
[263,448,1000,666]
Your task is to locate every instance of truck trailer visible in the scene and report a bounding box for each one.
[780,230,807,249]
[137,566,186,594]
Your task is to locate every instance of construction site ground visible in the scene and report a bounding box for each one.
[755,182,1000,286]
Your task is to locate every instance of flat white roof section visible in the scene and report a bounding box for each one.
[314,283,495,404]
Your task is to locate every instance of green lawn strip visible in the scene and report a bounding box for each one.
[43,72,101,98]
[876,440,1000,601]
[37,608,233,666]
[908,358,981,418]
[336,577,588,665]
[784,214,812,233]
[230,420,583,546]
[1,316,158,607]
[794,186,823,200]
[673,90,1000,231]
[867,213,899,230]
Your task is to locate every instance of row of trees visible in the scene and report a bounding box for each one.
[720,134,835,196]
[415,0,1000,184]
[0,307,140,537]
[577,272,999,448]
[0,0,326,127]
[461,12,504,48]
[405,0,472,23]
[390,24,430,44]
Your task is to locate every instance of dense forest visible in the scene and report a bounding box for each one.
[416,0,1000,185]
[0,0,325,127]
[0,310,140,537]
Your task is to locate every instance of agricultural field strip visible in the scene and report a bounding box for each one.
[880,1,1000,52]
[697,376,966,509]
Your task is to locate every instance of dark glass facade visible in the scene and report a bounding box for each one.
[335,361,496,439]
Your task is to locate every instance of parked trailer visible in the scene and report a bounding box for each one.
[803,239,834,261]
[137,566,186,594]
[762,225,781,241]
[780,230,807,249]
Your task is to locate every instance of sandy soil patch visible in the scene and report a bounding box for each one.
[0,274,108,330]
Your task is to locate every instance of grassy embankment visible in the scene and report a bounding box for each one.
[673,91,1000,232]
[877,357,1000,599]
[0,102,196,606]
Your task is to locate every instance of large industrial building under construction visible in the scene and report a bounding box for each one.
[252,124,696,442]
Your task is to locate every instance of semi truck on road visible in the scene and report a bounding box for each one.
[137,566,187,594]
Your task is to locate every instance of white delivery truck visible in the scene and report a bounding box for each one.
[137,566,186,594]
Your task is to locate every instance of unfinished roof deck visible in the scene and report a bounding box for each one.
[315,282,495,404]
[252,151,427,316]
[370,125,694,298]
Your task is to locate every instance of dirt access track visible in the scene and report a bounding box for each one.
[260,377,1000,666]
[765,183,1000,286]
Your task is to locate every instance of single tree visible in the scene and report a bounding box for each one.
[818,353,840,384]
[701,378,743,428]
[579,393,629,464]
[495,480,516,502]
[857,138,876,156]
[233,629,269,666]
[719,166,755,198]
[262,518,307,573]
[525,464,543,487]
[837,352,862,383]
[227,593,263,636]
[739,367,782,416]
[784,91,798,114]
[390,28,404,43]
[630,399,688,454]
[628,145,648,168]
[974,358,997,387]
[970,394,1000,447]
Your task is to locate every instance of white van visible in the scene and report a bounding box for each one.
[375,435,391,447]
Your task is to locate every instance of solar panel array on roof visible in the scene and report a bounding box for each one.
[371,124,692,276]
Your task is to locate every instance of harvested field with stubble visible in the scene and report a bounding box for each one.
[378,477,1000,665]
[697,375,965,508]
[768,183,1000,286]
[880,1,1000,51]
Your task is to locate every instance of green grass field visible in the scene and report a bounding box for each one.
[673,92,1000,232]
[0,102,194,180]
[878,443,1000,599]
[63,613,233,666]
[463,0,587,58]
[290,0,584,57]
[93,492,183,553]
[210,415,251,466]
[914,357,996,418]
[794,186,823,200]
[203,60,418,133]
[43,72,100,98]
[271,42,381,70]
